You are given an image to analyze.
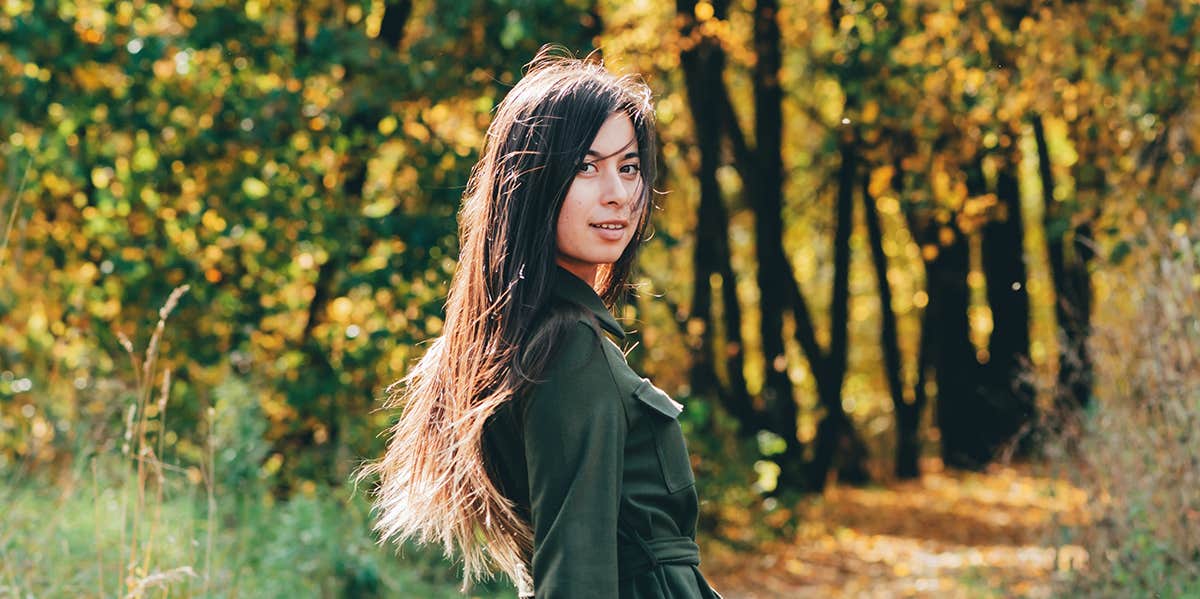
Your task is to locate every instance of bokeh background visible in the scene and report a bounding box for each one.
[2,1,1199,597]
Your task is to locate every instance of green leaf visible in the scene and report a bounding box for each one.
[499,11,525,50]
[1169,11,1193,36]
[1109,240,1132,264]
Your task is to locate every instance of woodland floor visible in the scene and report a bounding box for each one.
[701,459,1090,598]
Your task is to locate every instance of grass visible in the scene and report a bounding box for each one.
[0,285,516,599]
[0,460,514,598]
[0,456,516,598]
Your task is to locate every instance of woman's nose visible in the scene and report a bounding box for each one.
[601,168,629,206]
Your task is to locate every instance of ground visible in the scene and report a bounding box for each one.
[702,460,1090,598]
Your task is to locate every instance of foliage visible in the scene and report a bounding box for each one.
[210,373,271,495]
[1047,223,1200,597]
[0,284,508,598]
[2,0,1200,594]
[0,0,599,485]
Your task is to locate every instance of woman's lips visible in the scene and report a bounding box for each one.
[590,221,627,241]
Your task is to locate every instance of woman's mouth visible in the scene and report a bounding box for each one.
[590,221,627,241]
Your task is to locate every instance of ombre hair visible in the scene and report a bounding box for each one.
[356,45,657,592]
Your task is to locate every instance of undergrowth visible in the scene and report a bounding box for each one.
[0,286,514,598]
[1048,225,1200,598]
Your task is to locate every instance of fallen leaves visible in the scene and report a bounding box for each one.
[703,459,1089,598]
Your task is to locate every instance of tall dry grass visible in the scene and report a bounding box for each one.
[1052,225,1200,595]
[110,284,200,597]
[0,284,203,597]
[0,153,32,271]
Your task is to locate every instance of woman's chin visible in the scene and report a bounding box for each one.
[562,247,626,267]
[588,251,626,267]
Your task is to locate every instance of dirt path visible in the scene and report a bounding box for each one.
[702,462,1089,598]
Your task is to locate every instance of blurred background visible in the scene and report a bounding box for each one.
[2,1,1198,597]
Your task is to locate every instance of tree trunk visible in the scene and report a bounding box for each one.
[900,313,932,478]
[749,0,805,486]
[1034,115,1094,413]
[378,1,413,49]
[680,0,876,492]
[678,0,757,431]
[924,219,985,469]
[807,140,869,489]
[978,149,1035,458]
[862,170,922,479]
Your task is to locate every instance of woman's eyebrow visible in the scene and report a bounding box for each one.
[586,137,639,160]
[584,149,640,160]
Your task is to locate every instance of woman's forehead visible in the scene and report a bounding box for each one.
[587,113,638,159]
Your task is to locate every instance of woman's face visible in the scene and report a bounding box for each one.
[555,112,642,286]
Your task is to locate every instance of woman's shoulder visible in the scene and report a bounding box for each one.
[538,307,609,377]
[518,316,621,423]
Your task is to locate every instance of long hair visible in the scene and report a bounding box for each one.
[356,46,657,592]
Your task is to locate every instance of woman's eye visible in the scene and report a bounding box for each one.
[620,163,641,175]
[577,162,597,174]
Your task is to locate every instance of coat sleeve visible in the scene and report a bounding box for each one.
[522,321,625,598]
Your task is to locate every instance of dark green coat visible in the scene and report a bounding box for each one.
[482,267,723,599]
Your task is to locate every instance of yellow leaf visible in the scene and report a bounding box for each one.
[938,226,956,246]
[132,146,157,172]
[262,453,283,475]
[862,100,879,124]
[868,165,895,198]
[403,120,430,143]
[913,290,928,307]
[363,197,397,218]
[329,296,354,322]
[921,244,939,262]
[378,116,398,136]
[242,177,269,199]
[90,167,112,189]
[291,132,311,151]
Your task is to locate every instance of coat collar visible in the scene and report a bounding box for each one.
[550,265,626,339]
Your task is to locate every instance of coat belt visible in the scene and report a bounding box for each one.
[617,534,701,580]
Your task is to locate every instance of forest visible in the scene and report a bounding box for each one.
[2,0,1199,597]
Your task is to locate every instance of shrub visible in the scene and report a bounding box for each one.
[1052,227,1200,596]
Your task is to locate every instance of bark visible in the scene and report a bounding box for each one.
[675,0,873,492]
[750,0,805,483]
[680,28,719,397]
[807,141,870,489]
[378,1,413,49]
[715,227,754,428]
[295,9,308,59]
[862,172,920,479]
[1034,115,1094,413]
[903,313,933,478]
[927,149,1035,469]
[978,149,1036,457]
[678,0,756,431]
[924,218,984,469]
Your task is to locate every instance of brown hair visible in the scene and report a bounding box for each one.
[356,45,657,591]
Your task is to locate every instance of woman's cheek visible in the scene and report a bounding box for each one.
[556,213,582,255]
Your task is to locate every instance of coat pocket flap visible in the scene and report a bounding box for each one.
[633,379,683,419]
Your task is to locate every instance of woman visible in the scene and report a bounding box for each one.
[360,46,722,598]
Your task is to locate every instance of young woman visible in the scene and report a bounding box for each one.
[360,46,722,599]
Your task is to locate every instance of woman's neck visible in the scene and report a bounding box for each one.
[554,256,598,288]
